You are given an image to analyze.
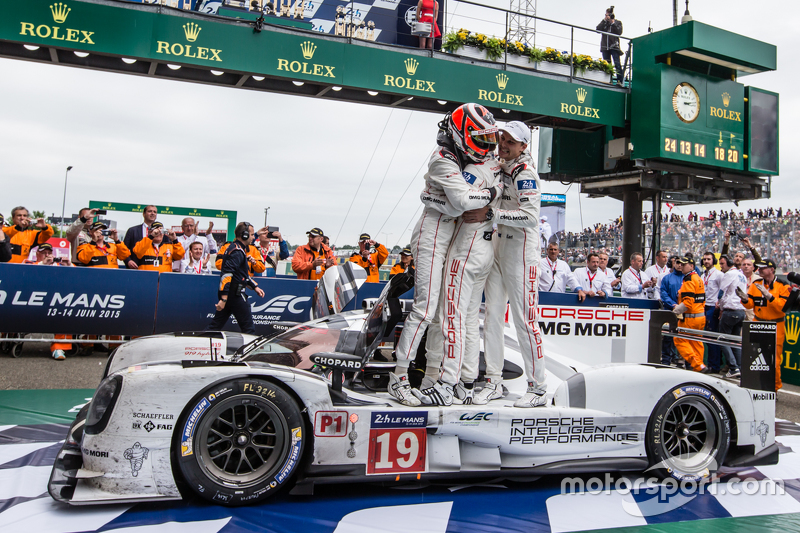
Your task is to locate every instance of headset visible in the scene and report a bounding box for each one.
[718,254,732,268]
[702,251,717,266]
[236,222,252,241]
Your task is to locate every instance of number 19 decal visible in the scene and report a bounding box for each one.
[367,428,426,474]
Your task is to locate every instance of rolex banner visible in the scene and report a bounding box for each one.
[782,313,800,386]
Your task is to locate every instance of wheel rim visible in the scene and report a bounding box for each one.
[660,398,719,471]
[196,395,288,486]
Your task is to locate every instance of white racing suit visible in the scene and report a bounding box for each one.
[483,152,544,387]
[439,159,501,386]
[395,146,499,371]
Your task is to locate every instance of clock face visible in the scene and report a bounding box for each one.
[672,83,700,123]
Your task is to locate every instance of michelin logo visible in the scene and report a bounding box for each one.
[252,295,310,314]
[750,352,770,371]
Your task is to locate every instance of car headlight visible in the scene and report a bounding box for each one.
[84,375,122,435]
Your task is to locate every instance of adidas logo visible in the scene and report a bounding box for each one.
[750,353,770,371]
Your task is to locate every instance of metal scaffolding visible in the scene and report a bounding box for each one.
[507,0,537,45]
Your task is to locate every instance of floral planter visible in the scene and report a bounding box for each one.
[453,46,495,62]
[506,53,536,69]
[534,61,572,76]
[575,69,613,83]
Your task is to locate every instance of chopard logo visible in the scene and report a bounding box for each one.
[478,73,523,106]
[156,21,221,62]
[277,41,335,78]
[19,2,95,45]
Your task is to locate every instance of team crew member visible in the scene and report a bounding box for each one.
[182,242,212,274]
[718,255,748,378]
[0,215,10,263]
[598,252,620,289]
[539,243,581,293]
[66,208,100,264]
[132,222,185,272]
[216,234,266,276]
[77,222,130,268]
[207,222,265,335]
[34,243,73,359]
[416,158,501,406]
[2,206,54,263]
[621,253,655,299]
[660,256,684,366]
[349,233,388,283]
[740,259,789,390]
[672,257,709,372]
[574,253,611,299]
[174,218,217,272]
[292,228,336,280]
[701,252,724,373]
[643,250,670,300]
[390,247,414,277]
[123,205,158,269]
[479,121,547,408]
[389,103,502,407]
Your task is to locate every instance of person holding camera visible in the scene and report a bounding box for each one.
[2,206,54,263]
[207,222,265,335]
[123,205,159,269]
[349,233,388,283]
[256,227,290,274]
[0,214,11,263]
[131,221,185,272]
[720,231,762,266]
[597,6,623,85]
[65,208,104,264]
[77,222,131,268]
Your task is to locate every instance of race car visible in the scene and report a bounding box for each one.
[49,266,778,507]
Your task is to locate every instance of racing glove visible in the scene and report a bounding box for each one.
[483,182,504,202]
[735,286,749,304]
[672,302,687,315]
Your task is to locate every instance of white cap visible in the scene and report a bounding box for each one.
[540,215,548,221]
[499,121,531,144]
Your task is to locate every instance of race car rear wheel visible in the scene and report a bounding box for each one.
[175,378,305,506]
[646,384,731,482]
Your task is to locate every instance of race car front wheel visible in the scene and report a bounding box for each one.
[175,378,305,506]
[646,384,731,482]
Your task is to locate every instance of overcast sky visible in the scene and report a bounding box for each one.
[0,0,796,249]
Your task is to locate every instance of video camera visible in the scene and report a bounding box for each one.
[781,272,800,313]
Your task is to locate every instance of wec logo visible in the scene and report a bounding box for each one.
[251,295,311,314]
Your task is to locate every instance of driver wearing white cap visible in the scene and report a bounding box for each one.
[476,121,548,407]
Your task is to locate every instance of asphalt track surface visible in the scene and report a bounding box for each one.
[3,341,800,422]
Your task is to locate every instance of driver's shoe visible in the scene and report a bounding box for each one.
[388,372,421,407]
[473,378,503,405]
[514,382,548,408]
[413,380,455,406]
[453,381,474,405]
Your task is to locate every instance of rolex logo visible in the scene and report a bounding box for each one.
[404,58,418,76]
[576,87,587,104]
[300,40,317,59]
[50,2,71,23]
[722,92,731,108]
[496,73,508,90]
[786,314,800,345]
[183,22,201,42]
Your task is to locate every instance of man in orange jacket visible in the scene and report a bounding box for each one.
[390,247,415,278]
[740,259,790,390]
[3,206,54,263]
[132,222,184,272]
[77,222,131,268]
[292,227,336,280]
[349,233,388,283]
[31,243,74,359]
[673,256,710,373]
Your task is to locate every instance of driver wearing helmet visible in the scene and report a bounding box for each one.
[389,102,502,407]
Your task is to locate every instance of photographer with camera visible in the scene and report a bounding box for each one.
[738,259,789,390]
[0,214,11,263]
[256,226,289,275]
[2,206,54,263]
[349,233,388,283]
[66,208,103,264]
[123,205,158,269]
[597,6,624,85]
[721,230,762,266]
[131,221,185,272]
[77,222,130,268]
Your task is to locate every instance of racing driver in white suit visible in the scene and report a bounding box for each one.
[389,103,502,407]
[475,121,547,407]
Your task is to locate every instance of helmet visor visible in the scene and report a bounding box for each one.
[471,127,499,150]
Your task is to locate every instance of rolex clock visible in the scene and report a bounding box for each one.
[672,82,700,123]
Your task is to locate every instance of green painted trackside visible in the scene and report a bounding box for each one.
[0,388,94,425]
[598,513,800,533]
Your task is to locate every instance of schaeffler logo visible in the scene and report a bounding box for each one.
[300,40,317,59]
[404,58,418,76]
[561,457,784,517]
[50,2,71,23]
[183,22,201,43]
